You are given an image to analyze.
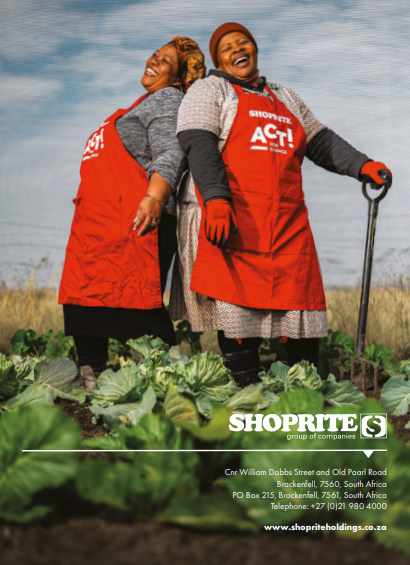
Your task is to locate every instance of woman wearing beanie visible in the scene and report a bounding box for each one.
[170,23,392,386]
[59,37,205,392]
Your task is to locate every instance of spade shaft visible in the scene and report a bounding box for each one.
[356,171,392,358]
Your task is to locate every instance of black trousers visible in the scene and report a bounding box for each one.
[73,335,109,372]
[73,333,177,372]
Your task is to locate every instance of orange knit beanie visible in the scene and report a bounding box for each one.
[209,22,258,68]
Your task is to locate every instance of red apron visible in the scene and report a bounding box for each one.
[190,84,326,311]
[59,94,163,310]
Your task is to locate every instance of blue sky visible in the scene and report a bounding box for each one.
[0,0,409,287]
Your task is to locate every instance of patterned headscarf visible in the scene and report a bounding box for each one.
[168,36,206,93]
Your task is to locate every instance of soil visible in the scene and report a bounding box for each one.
[388,414,410,443]
[1,519,409,565]
[55,399,108,441]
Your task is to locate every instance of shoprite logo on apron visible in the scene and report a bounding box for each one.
[82,120,109,161]
[249,109,294,153]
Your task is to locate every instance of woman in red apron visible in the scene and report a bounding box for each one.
[59,37,205,391]
[170,23,392,386]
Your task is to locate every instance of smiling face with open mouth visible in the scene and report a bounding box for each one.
[141,44,180,92]
[216,31,258,81]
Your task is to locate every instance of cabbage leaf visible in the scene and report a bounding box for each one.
[1,357,85,410]
[0,404,80,522]
[90,386,157,431]
[381,376,410,415]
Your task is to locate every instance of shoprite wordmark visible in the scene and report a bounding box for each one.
[229,413,388,438]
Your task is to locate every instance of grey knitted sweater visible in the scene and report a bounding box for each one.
[115,87,187,215]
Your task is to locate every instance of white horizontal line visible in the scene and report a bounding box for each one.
[22,449,387,453]
[251,145,268,150]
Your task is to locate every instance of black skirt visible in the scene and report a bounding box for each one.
[63,214,177,342]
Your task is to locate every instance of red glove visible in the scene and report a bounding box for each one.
[360,161,392,189]
[204,199,238,248]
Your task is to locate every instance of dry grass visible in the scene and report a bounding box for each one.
[326,277,410,359]
[1,273,409,359]
[0,265,64,355]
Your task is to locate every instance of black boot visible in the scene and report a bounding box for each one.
[285,337,320,370]
[223,348,261,388]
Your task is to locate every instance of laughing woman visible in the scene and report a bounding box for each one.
[59,37,205,391]
[170,22,392,385]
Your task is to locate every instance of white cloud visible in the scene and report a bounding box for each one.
[54,46,152,95]
[0,73,62,107]
[0,0,83,60]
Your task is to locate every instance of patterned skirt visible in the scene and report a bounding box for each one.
[169,200,328,339]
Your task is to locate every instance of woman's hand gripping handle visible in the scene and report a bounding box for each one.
[360,161,392,190]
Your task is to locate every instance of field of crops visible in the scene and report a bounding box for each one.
[1,327,410,564]
[2,277,410,358]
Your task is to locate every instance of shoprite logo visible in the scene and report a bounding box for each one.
[229,412,388,439]
[82,120,108,161]
[248,111,295,152]
[360,414,387,439]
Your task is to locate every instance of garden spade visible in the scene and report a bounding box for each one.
[348,170,392,394]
